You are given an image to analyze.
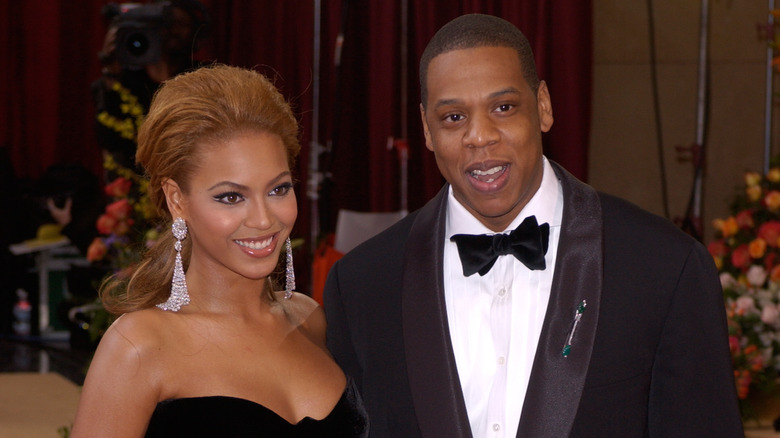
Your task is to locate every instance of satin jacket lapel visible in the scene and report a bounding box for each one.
[402,185,473,438]
[516,162,604,437]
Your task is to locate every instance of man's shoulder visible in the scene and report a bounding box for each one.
[595,191,700,251]
[338,210,418,263]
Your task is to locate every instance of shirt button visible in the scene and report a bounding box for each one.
[497,356,505,365]
[493,423,501,431]
[498,288,506,296]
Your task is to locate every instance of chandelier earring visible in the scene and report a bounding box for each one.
[284,237,295,300]
[158,217,191,311]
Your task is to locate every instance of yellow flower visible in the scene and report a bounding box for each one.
[746,171,762,187]
[769,168,780,182]
[747,185,763,202]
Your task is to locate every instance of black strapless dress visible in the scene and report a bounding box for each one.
[145,378,369,437]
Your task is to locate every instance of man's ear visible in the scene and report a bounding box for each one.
[536,80,554,133]
[420,103,434,152]
[162,178,186,219]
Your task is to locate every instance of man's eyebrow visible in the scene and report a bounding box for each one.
[488,87,521,99]
[432,87,522,110]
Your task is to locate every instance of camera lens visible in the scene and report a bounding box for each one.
[126,33,150,56]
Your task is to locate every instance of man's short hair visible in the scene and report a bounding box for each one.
[419,14,540,108]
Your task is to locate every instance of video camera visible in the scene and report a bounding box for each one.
[108,2,173,70]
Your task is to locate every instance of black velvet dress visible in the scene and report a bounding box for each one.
[145,378,369,437]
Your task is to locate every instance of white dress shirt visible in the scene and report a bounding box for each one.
[443,157,563,438]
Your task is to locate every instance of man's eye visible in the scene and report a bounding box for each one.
[445,114,463,122]
[496,103,514,112]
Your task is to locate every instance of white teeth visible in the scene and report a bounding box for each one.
[235,237,272,250]
[471,165,504,176]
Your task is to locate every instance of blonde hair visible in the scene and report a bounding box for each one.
[101,64,300,315]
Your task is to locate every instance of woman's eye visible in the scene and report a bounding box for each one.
[214,192,244,204]
[270,182,293,197]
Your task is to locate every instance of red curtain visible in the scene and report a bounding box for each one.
[1,0,591,289]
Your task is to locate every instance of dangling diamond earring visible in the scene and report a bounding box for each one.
[158,217,190,311]
[284,237,295,300]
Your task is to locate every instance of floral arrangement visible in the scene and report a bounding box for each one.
[708,165,780,402]
[96,81,145,140]
[86,153,158,271]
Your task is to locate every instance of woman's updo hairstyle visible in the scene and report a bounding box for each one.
[101,64,300,314]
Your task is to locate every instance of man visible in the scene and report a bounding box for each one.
[324,14,743,438]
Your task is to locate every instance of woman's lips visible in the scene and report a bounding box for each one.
[234,237,273,250]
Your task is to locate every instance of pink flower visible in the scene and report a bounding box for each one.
[720,272,737,289]
[735,296,756,314]
[761,305,780,325]
[746,265,767,287]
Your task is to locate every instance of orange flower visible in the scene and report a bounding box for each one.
[105,199,133,220]
[766,190,780,212]
[714,217,739,237]
[96,214,118,235]
[721,216,739,237]
[104,177,132,198]
[86,238,107,262]
[771,265,780,283]
[749,238,767,259]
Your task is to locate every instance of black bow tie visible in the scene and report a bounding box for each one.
[450,215,550,277]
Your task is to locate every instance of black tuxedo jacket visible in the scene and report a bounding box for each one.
[324,162,743,437]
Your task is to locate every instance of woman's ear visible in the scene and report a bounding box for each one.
[162,178,186,219]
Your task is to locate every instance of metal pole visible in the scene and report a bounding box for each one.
[766,0,776,175]
[400,0,408,214]
[308,0,322,258]
[692,0,709,227]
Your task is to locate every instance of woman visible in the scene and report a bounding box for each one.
[72,65,368,437]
